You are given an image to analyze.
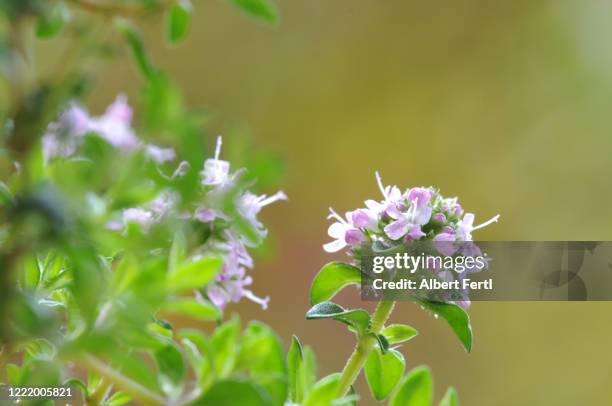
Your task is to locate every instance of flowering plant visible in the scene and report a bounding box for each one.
[305,173,499,403]
[1,1,498,405]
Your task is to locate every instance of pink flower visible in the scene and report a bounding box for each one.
[350,209,378,230]
[407,187,433,209]
[433,232,457,256]
[122,208,154,231]
[323,208,364,253]
[384,200,432,240]
[206,234,269,310]
[89,95,140,150]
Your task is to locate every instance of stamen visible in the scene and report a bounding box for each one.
[214,135,222,160]
[259,191,288,207]
[327,207,346,223]
[473,214,500,230]
[243,290,270,310]
[375,171,387,198]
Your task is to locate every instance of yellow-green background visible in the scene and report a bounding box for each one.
[83,1,612,404]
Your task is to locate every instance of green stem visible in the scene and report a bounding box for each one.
[81,354,166,406]
[336,301,395,397]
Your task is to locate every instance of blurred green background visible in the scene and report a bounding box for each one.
[41,1,612,404]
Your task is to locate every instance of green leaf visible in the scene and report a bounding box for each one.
[168,230,187,274]
[63,378,87,395]
[23,338,56,362]
[21,256,41,290]
[374,334,389,354]
[306,301,370,335]
[236,321,288,405]
[168,255,222,292]
[417,300,473,352]
[287,335,303,403]
[309,262,361,305]
[36,2,70,39]
[195,379,270,406]
[20,360,60,387]
[439,387,459,406]
[275,336,316,403]
[211,317,240,378]
[229,0,279,24]
[106,391,133,406]
[105,352,160,392]
[0,181,14,207]
[6,363,21,385]
[301,346,317,398]
[390,366,433,406]
[162,298,221,321]
[154,343,186,395]
[334,385,359,406]
[382,324,418,345]
[178,329,213,387]
[303,373,341,406]
[167,0,192,44]
[115,19,157,80]
[365,348,405,401]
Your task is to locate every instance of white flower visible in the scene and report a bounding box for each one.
[201,136,231,185]
[364,171,403,216]
[122,208,154,231]
[456,213,500,241]
[323,208,364,253]
[144,144,176,164]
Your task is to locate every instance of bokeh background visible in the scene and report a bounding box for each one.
[45,1,612,404]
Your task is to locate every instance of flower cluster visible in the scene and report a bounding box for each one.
[117,135,286,310]
[196,137,287,310]
[43,97,286,311]
[324,172,499,254]
[42,94,175,164]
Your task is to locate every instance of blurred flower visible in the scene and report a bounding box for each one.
[144,144,176,164]
[237,191,287,242]
[200,136,231,185]
[194,136,286,309]
[122,208,154,231]
[42,95,175,163]
[88,95,140,150]
[206,233,269,310]
[42,104,90,161]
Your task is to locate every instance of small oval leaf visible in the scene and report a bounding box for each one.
[303,373,340,406]
[417,300,472,352]
[36,3,70,39]
[382,324,418,345]
[439,387,459,406]
[365,348,405,401]
[287,335,304,403]
[195,379,270,406]
[230,0,279,24]
[306,301,370,335]
[168,255,222,292]
[167,0,192,44]
[161,298,221,321]
[309,262,361,305]
[390,365,433,406]
[116,19,157,80]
